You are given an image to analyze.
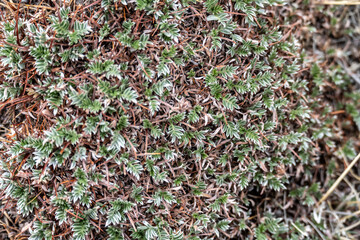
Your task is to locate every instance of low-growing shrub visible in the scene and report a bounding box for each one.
[0,0,359,239]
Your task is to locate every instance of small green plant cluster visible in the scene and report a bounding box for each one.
[0,0,359,239]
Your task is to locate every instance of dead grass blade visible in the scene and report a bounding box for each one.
[317,152,360,206]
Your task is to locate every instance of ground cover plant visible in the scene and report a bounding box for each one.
[295,3,360,238]
[0,0,359,239]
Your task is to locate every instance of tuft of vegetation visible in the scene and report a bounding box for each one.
[0,0,359,239]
